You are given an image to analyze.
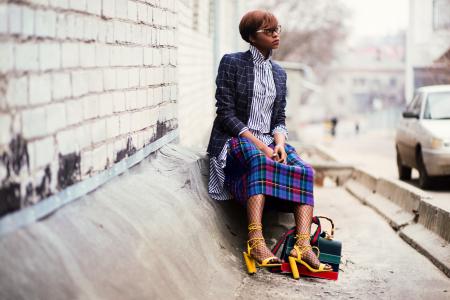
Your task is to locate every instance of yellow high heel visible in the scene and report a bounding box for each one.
[243,223,281,274]
[288,233,333,279]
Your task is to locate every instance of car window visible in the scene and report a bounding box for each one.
[423,91,450,119]
[411,93,423,115]
[407,94,419,111]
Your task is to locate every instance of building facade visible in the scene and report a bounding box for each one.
[0,0,249,221]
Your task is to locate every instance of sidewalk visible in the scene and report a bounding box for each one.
[1,143,449,299]
[306,129,450,277]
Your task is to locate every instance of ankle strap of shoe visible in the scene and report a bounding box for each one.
[295,233,310,241]
[248,223,262,233]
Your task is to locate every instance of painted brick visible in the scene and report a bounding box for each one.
[6,76,28,108]
[52,72,71,100]
[98,93,113,117]
[115,0,128,19]
[103,69,117,91]
[147,88,154,106]
[72,71,89,97]
[154,87,163,104]
[61,42,79,68]
[56,15,67,39]
[65,100,83,126]
[0,114,12,145]
[22,6,35,36]
[116,68,129,89]
[136,89,146,108]
[125,90,137,110]
[87,0,101,15]
[92,144,107,171]
[153,48,162,66]
[144,48,153,66]
[76,124,91,150]
[87,70,103,93]
[106,115,119,139]
[82,94,99,120]
[84,17,99,41]
[80,149,92,176]
[162,48,170,65]
[33,137,54,169]
[114,20,126,42]
[22,107,47,139]
[29,74,52,105]
[91,119,106,144]
[129,68,140,87]
[40,42,61,71]
[0,43,14,73]
[163,86,170,102]
[113,91,126,112]
[170,85,177,101]
[128,1,138,21]
[95,44,110,67]
[0,4,7,34]
[69,0,86,12]
[35,9,56,38]
[57,128,77,155]
[137,3,148,23]
[46,103,67,133]
[49,0,69,9]
[80,43,96,68]
[8,4,22,35]
[102,0,115,18]
[15,43,39,71]
[119,113,130,134]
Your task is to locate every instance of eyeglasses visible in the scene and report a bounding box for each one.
[255,25,282,36]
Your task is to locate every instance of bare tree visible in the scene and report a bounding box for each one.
[251,0,349,81]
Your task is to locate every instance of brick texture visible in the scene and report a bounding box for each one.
[0,0,177,214]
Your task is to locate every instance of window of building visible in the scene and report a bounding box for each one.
[433,0,450,31]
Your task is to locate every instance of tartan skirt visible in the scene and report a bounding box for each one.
[223,137,315,208]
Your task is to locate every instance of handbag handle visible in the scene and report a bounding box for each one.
[311,216,335,244]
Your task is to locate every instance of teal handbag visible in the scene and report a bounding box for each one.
[272,216,342,273]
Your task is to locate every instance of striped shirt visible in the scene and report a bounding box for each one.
[208,45,288,200]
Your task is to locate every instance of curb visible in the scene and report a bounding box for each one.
[312,145,450,277]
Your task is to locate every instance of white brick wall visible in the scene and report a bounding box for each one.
[0,0,177,213]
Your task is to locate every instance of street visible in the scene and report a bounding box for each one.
[237,185,450,299]
[298,123,450,212]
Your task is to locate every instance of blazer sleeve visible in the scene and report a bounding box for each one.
[215,54,247,137]
[273,70,287,129]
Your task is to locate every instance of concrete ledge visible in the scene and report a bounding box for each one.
[374,178,426,215]
[364,193,415,230]
[417,201,450,243]
[400,223,450,277]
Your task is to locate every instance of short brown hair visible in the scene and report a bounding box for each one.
[239,10,278,44]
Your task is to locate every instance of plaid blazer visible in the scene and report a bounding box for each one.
[207,50,287,158]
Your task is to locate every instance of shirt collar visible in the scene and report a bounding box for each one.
[249,44,272,66]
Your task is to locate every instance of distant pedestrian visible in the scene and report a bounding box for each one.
[207,10,331,275]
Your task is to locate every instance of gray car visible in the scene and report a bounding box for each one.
[395,85,450,189]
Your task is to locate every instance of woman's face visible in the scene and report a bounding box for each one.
[250,24,281,51]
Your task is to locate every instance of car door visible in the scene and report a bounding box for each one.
[402,92,424,166]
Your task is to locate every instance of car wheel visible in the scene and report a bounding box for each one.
[417,149,432,189]
[396,148,411,180]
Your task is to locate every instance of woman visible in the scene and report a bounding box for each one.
[207,10,332,275]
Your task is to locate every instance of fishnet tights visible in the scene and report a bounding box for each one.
[290,204,323,268]
[246,194,281,263]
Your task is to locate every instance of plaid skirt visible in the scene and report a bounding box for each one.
[224,137,314,208]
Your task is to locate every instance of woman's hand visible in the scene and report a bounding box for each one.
[261,145,277,160]
[273,144,287,164]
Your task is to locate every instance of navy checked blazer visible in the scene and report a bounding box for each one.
[206,50,287,158]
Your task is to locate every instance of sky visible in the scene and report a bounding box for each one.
[344,0,409,40]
